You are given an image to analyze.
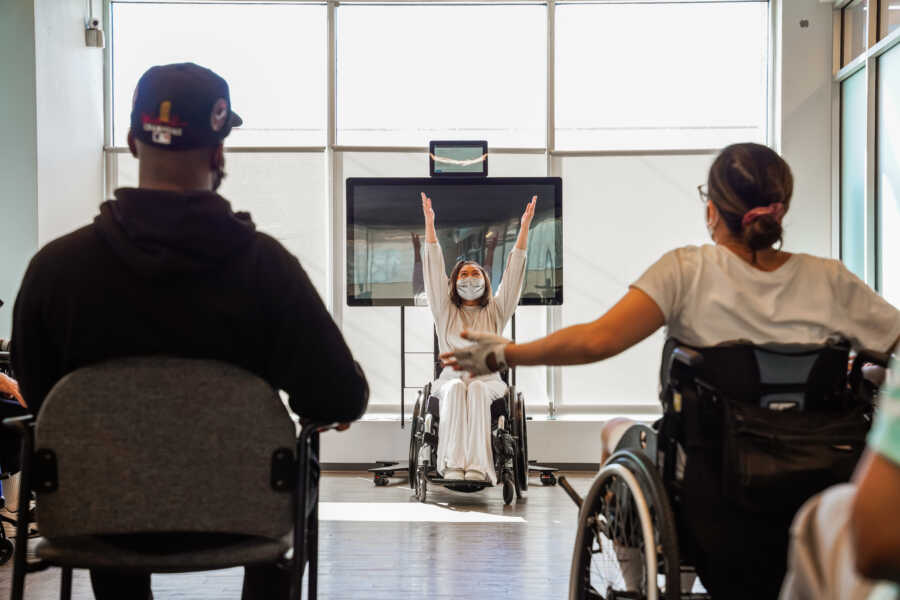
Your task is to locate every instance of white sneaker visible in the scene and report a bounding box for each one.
[464,469,487,482]
[443,469,465,480]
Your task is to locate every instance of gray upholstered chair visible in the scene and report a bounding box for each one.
[5,357,331,600]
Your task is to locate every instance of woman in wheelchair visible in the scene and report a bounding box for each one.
[443,143,900,598]
[420,191,535,483]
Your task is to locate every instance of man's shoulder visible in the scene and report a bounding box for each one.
[30,224,102,268]
[248,231,303,270]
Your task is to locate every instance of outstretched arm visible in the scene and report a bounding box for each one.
[422,192,437,244]
[515,196,536,250]
[420,192,450,319]
[441,287,665,374]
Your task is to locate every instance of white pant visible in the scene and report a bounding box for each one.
[780,484,899,600]
[434,377,507,485]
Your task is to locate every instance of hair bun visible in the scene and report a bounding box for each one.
[743,214,783,252]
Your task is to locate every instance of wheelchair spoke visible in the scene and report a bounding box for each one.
[583,474,651,600]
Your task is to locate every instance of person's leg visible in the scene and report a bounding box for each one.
[435,379,467,477]
[89,570,152,600]
[780,484,875,600]
[242,564,292,600]
[462,380,504,484]
[598,417,641,591]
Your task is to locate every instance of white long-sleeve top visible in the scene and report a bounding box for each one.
[423,240,527,384]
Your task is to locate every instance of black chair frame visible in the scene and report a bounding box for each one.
[4,416,337,600]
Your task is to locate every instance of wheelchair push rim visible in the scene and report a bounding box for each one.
[511,392,528,499]
[409,397,422,490]
[569,451,680,600]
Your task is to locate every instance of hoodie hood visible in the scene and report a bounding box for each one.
[94,188,257,277]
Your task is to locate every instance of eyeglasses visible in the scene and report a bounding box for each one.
[697,184,710,205]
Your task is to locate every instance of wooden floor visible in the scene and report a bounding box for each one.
[0,471,597,599]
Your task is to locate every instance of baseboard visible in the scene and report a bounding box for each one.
[321,462,601,472]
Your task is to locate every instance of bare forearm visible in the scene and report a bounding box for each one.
[425,220,437,244]
[505,323,616,367]
[515,226,528,250]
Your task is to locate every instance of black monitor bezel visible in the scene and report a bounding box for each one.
[346,176,563,307]
[429,140,489,177]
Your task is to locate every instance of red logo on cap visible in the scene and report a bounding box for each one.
[210,98,228,133]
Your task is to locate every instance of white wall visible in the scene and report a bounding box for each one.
[34,0,105,246]
[0,0,39,338]
[778,0,836,258]
[0,0,104,338]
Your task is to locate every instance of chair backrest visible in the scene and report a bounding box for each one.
[34,357,296,540]
[661,337,852,411]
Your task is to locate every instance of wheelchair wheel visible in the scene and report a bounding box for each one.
[502,471,515,505]
[569,450,680,600]
[0,537,13,565]
[415,466,428,503]
[511,393,528,499]
[408,397,422,490]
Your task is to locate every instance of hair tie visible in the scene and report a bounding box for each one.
[742,202,785,228]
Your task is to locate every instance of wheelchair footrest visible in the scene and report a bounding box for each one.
[527,464,558,473]
[368,462,408,473]
[432,479,492,492]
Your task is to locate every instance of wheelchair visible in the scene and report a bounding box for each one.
[560,337,890,600]
[0,351,33,566]
[407,370,531,505]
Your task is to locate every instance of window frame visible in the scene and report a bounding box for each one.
[103,0,773,417]
[833,0,900,291]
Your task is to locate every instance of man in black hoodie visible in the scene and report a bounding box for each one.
[11,63,368,599]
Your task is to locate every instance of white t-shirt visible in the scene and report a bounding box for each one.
[632,244,900,351]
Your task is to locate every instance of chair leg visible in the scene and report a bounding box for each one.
[12,426,35,600]
[60,567,73,600]
[308,502,318,600]
[308,430,320,600]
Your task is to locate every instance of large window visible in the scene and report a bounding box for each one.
[107,0,770,414]
[840,70,867,281]
[878,44,900,306]
[337,4,546,148]
[836,1,900,296]
[843,0,869,66]
[112,3,327,147]
[555,2,768,151]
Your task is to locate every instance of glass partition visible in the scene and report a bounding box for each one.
[840,70,867,281]
[878,45,900,306]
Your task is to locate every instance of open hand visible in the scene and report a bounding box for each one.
[0,373,25,408]
[421,192,435,225]
[440,330,512,376]
[521,196,537,230]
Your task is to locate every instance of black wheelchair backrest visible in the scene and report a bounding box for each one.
[661,337,852,411]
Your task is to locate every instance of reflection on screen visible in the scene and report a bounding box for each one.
[432,146,486,174]
[347,179,562,306]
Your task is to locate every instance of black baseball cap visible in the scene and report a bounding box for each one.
[130,62,242,150]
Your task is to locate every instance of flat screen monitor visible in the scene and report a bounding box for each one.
[347,177,562,307]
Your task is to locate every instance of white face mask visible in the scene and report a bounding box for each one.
[457,278,485,301]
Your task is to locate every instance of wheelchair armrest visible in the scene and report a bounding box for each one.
[854,349,891,369]
[849,349,893,396]
[672,346,704,369]
[2,414,35,435]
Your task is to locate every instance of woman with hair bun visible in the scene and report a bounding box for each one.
[441,142,900,597]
